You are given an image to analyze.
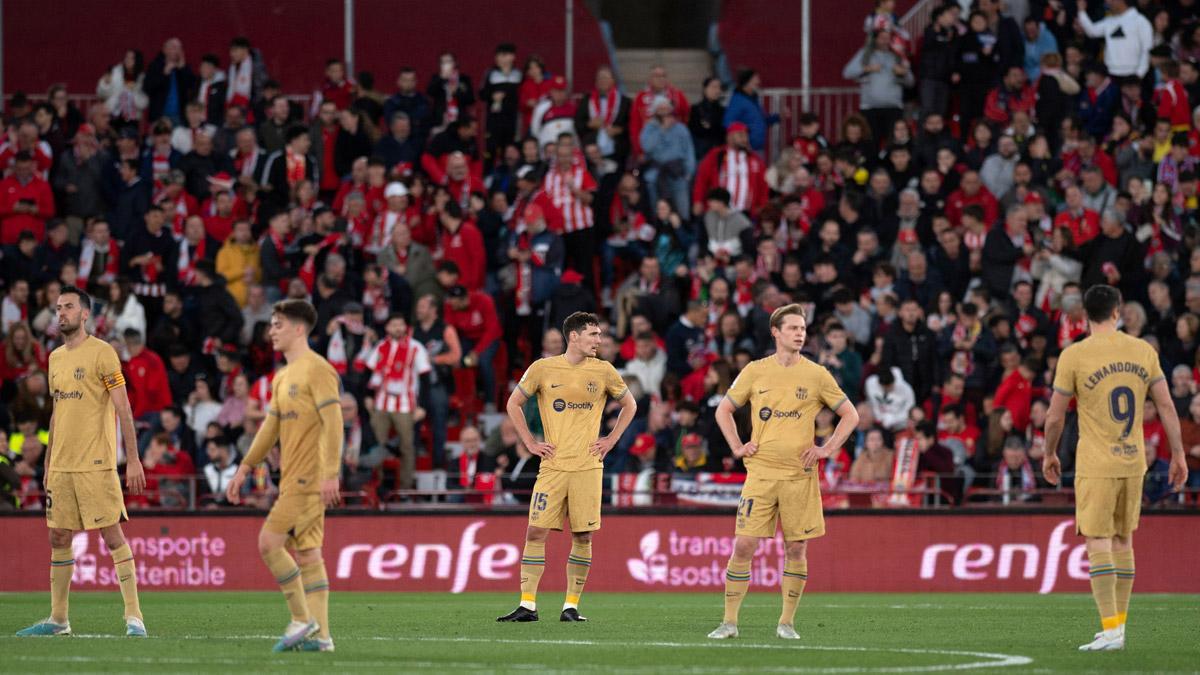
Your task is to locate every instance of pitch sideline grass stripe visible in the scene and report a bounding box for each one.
[4,634,1034,671]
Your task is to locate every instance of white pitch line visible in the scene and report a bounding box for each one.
[0,634,1034,672]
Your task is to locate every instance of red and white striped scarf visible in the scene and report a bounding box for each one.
[226,58,253,108]
[234,147,260,178]
[588,88,619,127]
[151,151,171,190]
[177,237,207,285]
[369,209,410,254]
[442,71,461,126]
[363,284,390,325]
[368,335,419,413]
[285,149,306,188]
[251,373,274,407]
[78,238,120,285]
[734,277,755,316]
[720,149,751,212]
[962,227,986,253]
[298,233,341,292]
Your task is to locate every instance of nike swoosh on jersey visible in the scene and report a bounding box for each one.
[758,389,770,394]
[550,384,564,388]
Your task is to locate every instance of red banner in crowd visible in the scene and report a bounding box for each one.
[1,514,1196,593]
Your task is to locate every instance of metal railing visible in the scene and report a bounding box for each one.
[761,86,861,161]
[7,473,1197,513]
[899,0,942,42]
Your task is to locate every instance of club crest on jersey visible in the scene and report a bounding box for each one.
[73,367,86,380]
[587,381,598,394]
[795,387,808,400]
[288,384,299,398]
[758,406,772,421]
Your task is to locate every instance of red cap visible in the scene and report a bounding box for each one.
[524,203,544,223]
[898,228,918,244]
[681,433,704,447]
[550,75,567,90]
[1023,191,1044,205]
[726,122,749,135]
[561,269,584,285]
[630,433,656,457]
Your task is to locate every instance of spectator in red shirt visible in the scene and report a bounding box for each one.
[1060,135,1118,186]
[937,404,979,459]
[1053,184,1100,246]
[993,357,1038,432]
[316,58,355,111]
[135,432,195,508]
[444,284,502,410]
[630,64,691,158]
[123,327,172,424]
[984,66,1036,126]
[309,100,342,200]
[438,201,486,291]
[692,123,768,218]
[944,170,998,228]
[0,152,55,245]
[1154,60,1191,131]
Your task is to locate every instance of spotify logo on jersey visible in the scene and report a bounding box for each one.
[759,407,772,421]
[552,399,595,412]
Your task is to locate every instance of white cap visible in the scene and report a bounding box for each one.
[385,182,409,198]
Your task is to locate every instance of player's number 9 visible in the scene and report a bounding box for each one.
[1109,386,1135,440]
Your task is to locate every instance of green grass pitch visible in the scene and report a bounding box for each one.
[1,592,1197,672]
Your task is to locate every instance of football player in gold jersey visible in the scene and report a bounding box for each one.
[227,300,344,652]
[17,286,148,637]
[708,303,858,640]
[1044,285,1188,652]
[497,312,637,623]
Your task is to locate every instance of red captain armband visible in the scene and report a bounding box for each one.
[101,372,126,390]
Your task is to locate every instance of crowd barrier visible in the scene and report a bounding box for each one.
[2,512,1196,593]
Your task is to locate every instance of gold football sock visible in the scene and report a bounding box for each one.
[263,548,310,623]
[49,547,74,624]
[723,560,752,625]
[1087,550,1120,631]
[108,543,142,621]
[779,559,808,626]
[564,541,592,610]
[1113,549,1135,626]
[519,541,547,610]
[301,560,331,639]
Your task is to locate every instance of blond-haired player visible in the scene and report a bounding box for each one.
[227,299,344,652]
[17,286,148,637]
[708,303,859,640]
[1044,285,1188,651]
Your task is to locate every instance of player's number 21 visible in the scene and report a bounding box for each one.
[1109,385,1135,440]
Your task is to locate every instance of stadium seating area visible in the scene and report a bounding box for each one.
[2,0,1200,512]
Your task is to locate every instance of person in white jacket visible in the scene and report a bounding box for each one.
[97,50,148,126]
[1076,0,1153,78]
[863,366,916,432]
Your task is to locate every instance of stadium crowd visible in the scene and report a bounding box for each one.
[2,0,1200,510]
